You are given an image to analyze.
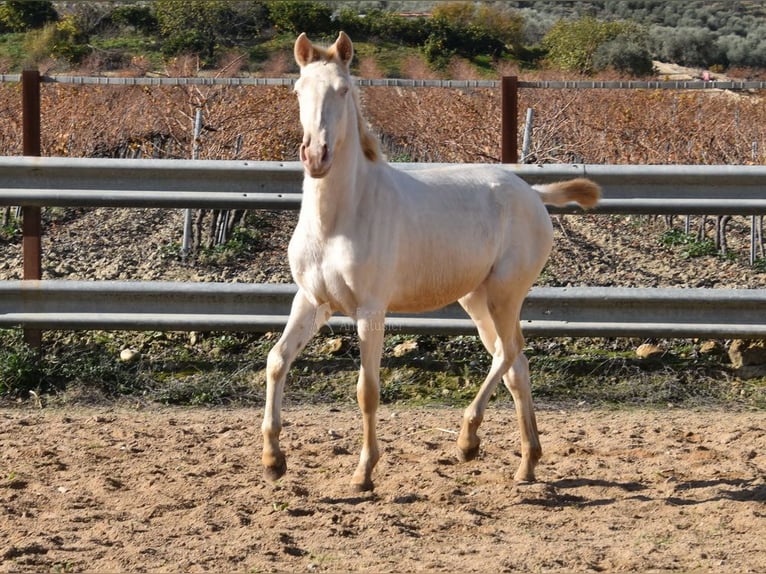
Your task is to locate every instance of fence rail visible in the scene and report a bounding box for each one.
[3,157,766,214]
[2,280,765,338]
[1,157,765,338]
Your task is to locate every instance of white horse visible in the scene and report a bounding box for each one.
[262,32,600,492]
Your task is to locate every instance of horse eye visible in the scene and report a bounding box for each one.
[338,86,349,97]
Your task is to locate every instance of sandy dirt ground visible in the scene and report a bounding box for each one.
[0,405,764,573]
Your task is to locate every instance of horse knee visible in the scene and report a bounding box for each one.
[266,343,291,382]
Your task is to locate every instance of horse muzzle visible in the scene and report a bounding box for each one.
[300,141,332,179]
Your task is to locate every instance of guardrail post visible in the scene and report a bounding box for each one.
[22,69,42,348]
[501,76,518,164]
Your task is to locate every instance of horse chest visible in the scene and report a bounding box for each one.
[289,235,366,316]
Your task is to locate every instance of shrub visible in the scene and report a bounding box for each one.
[594,36,655,76]
[264,0,333,36]
[0,0,57,33]
[155,0,267,63]
[111,4,158,34]
[543,17,650,75]
[650,26,723,68]
[23,17,89,66]
[421,2,523,69]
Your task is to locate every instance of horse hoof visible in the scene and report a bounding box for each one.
[351,479,374,493]
[514,469,536,483]
[457,437,480,462]
[263,457,287,483]
[457,445,480,462]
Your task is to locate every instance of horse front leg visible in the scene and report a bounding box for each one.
[262,290,330,482]
[351,310,385,492]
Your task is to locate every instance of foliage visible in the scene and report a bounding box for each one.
[423,2,523,68]
[593,34,655,76]
[542,17,652,75]
[651,26,723,68]
[155,0,267,63]
[1,208,19,240]
[0,0,57,33]
[335,8,427,46]
[264,0,334,36]
[523,0,766,69]
[1,327,759,409]
[22,17,89,66]
[110,4,158,35]
[432,1,524,54]
[659,229,718,259]
[0,332,42,397]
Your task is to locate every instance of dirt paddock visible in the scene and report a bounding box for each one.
[1,405,764,573]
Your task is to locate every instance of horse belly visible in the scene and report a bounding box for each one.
[387,257,491,313]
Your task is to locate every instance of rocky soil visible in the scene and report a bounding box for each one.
[2,206,764,289]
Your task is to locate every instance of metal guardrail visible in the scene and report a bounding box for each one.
[3,157,766,215]
[2,280,766,338]
[1,157,765,338]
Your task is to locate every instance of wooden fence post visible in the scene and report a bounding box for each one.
[501,76,518,164]
[22,69,42,348]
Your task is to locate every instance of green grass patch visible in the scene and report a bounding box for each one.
[753,257,766,273]
[659,228,718,259]
[0,329,762,410]
[0,32,27,70]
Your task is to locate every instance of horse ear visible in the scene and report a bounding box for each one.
[294,33,314,67]
[333,31,354,67]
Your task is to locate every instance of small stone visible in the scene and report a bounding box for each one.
[119,348,140,363]
[698,340,722,355]
[728,339,766,368]
[636,343,663,359]
[321,337,346,356]
[393,339,418,357]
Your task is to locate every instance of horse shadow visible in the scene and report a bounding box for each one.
[519,477,764,508]
[664,478,765,506]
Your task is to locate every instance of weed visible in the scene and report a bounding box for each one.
[753,257,766,273]
[1,209,20,241]
[0,329,761,410]
[0,332,43,397]
[659,229,718,259]
[197,227,262,266]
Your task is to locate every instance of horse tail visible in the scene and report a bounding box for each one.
[534,178,601,209]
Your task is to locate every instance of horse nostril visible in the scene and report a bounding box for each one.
[321,144,328,162]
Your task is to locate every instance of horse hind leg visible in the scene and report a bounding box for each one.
[503,352,542,482]
[457,287,541,482]
[456,288,499,461]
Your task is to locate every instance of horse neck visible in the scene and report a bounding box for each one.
[301,108,370,235]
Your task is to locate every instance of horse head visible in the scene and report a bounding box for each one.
[293,32,355,179]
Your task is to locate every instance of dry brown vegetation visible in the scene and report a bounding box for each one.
[1,75,763,165]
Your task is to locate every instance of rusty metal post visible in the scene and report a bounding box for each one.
[501,76,518,164]
[22,69,42,347]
